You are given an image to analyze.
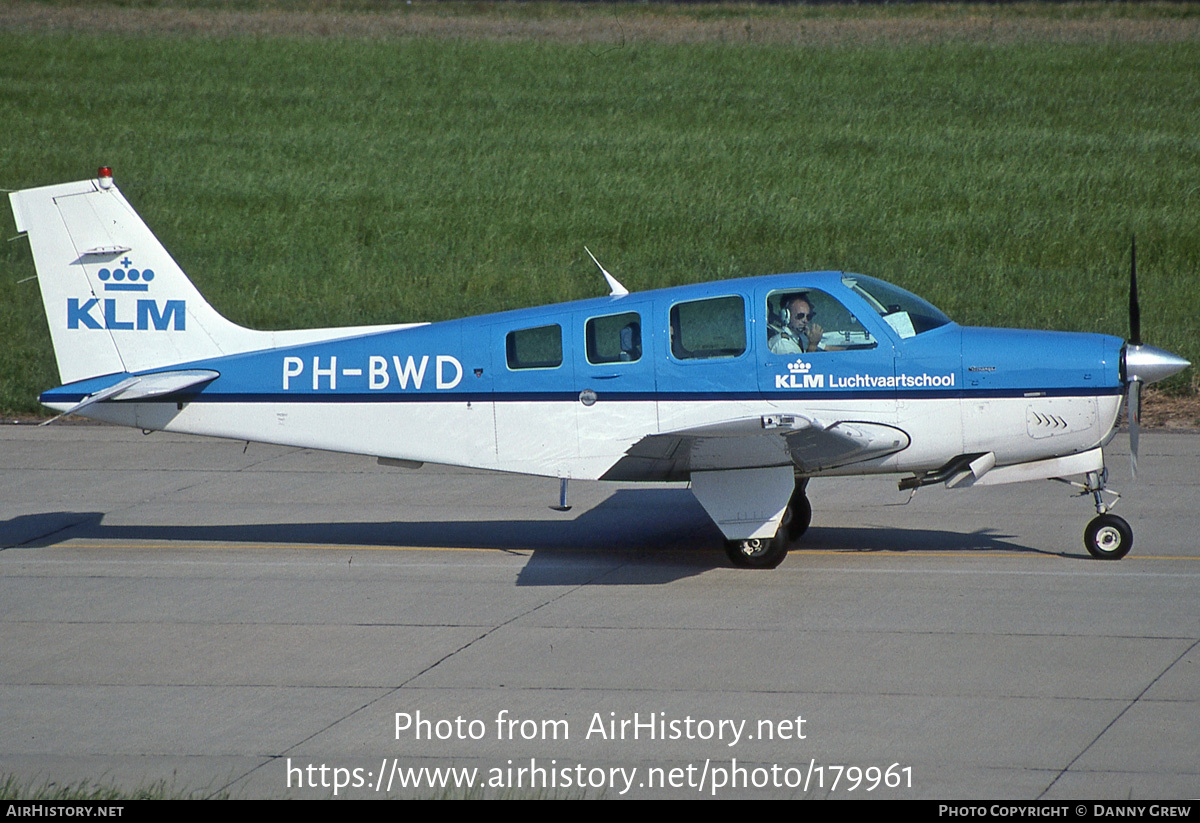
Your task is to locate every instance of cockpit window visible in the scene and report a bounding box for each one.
[842,274,951,338]
[670,296,745,360]
[767,289,876,353]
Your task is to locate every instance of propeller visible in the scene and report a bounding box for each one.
[1129,235,1141,347]
[1120,235,1190,478]
[1128,236,1141,477]
[1127,376,1141,478]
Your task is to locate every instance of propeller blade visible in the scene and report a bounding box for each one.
[1128,378,1141,479]
[1129,235,1142,347]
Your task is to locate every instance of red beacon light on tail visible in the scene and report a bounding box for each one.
[97,167,114,190]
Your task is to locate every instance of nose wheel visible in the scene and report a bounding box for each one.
[1084,513,1132,560]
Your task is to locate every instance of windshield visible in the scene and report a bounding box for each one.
[842,274,951,338]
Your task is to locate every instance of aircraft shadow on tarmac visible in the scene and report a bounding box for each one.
[1,490,1076,585]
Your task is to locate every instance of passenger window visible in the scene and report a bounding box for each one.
[586,312,642,364]
[506,325,562,370]
[670,296,746,360]
[767,289,875,354]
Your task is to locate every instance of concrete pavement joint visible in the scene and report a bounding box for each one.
[1036,636,1200,799]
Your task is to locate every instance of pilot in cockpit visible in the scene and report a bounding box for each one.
[768,293,824,354]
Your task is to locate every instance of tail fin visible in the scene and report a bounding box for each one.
[11,169,420,387]
[9,171,269,384]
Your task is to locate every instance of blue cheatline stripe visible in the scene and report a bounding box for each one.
[41,386,1123,405]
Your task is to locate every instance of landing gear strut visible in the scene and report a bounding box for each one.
[723,478,810,569]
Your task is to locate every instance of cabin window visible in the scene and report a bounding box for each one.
[767,289,877,354]
[669,296,746,360]
[506,324,563,370]
[586,312,642,365]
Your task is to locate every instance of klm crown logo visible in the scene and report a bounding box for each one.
[775,358,823,390]
[97,257,155,292]
[67,257,184,331]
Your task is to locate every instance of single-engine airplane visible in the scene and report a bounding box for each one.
[8,169,1191,567]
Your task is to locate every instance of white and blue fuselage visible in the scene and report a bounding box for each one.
[42,272,1125,482]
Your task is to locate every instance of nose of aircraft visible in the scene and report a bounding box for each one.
[1123,344,1191,386]
[1120,343,1189,478]
[1119,237,1191,478]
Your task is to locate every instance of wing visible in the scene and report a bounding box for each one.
[600,413,910,481]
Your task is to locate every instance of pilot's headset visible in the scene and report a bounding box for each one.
[779,293,814,332]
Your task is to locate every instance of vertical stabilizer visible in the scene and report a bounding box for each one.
[12,170,423,393]
[9,173,266,384]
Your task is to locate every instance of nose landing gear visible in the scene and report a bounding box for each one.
[1075,468,1132,560]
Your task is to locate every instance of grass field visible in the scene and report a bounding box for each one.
[0,771,228,801]
[2,1,1197,416]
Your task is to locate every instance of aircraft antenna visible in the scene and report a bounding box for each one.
[585,247,629,296]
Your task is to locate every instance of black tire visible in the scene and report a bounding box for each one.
[725,534,788,569]
[787,491,812,541]
[1084,514,1133,560]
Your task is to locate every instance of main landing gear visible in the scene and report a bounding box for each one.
[724,479,811,569]
[1077,468,1132,560]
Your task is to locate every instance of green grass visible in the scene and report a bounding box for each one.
[0,772,229,800]
[2,5,1198,413]
[15,1,1200,22]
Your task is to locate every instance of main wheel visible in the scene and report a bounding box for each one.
[725,534,788,569]
[787,491,812,541]
[1084,514,1132,560]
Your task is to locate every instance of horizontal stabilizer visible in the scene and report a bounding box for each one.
[40,369,219,426]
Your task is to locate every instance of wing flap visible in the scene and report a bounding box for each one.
[601,414,909,481]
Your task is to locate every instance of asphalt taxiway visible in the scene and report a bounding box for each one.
[1,424,1197,799]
